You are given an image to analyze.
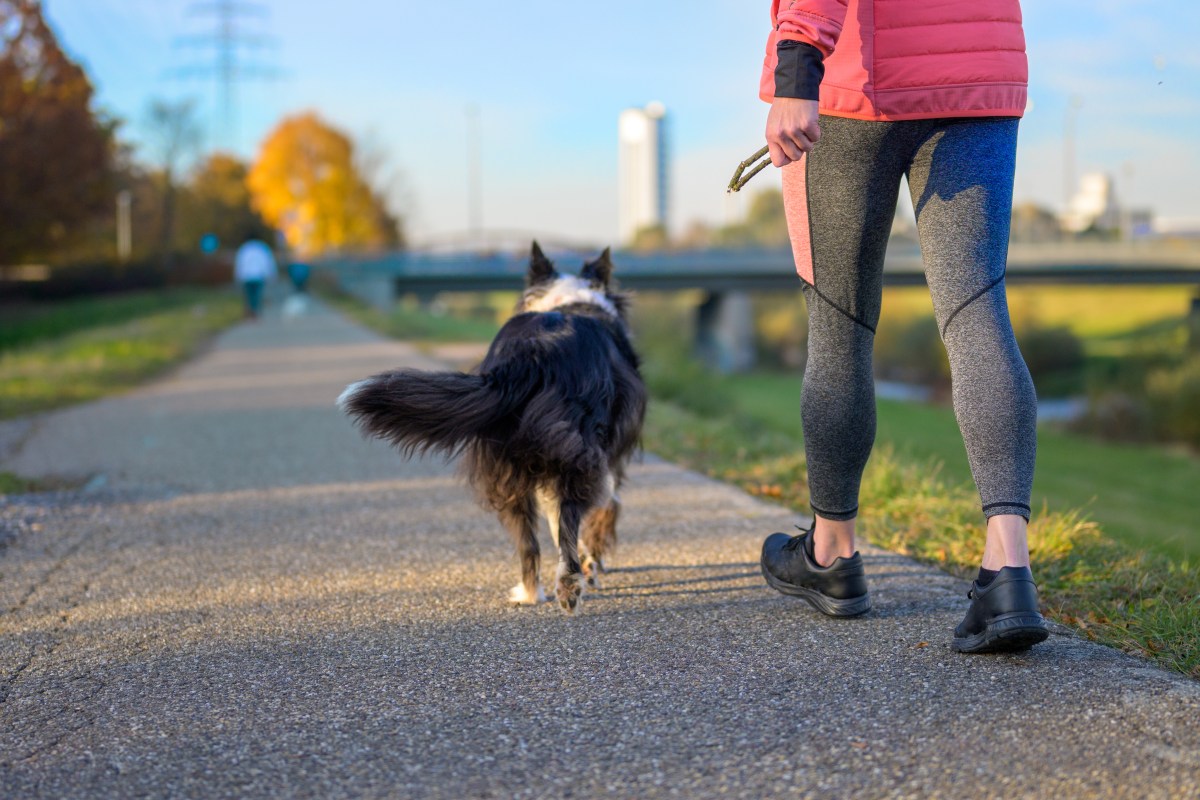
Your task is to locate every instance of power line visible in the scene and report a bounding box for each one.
[171,0,281,151]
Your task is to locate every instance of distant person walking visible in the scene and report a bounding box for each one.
[234,236,278,319]
[756,0,1049,652]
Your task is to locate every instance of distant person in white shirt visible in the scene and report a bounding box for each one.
[234,237,278,319]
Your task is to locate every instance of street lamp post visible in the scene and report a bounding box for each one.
[1063,94,1083,212]
[116,190,132,262]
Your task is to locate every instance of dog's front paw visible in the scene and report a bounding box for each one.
[555,572,583,613]
[508,582,546,605]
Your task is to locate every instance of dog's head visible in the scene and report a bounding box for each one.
[517,241,630,322]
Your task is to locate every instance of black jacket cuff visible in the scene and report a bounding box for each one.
[774,40,825,101]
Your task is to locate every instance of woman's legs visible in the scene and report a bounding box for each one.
[906,117,1037,567]
[782,116,913,562]
[771,114,1045,644]
[783,115,1036,569]
[984,514,1031,569]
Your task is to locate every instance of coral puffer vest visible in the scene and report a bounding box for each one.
[760,0,1028,120]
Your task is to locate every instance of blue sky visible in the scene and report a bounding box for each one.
[44,0,1200,245]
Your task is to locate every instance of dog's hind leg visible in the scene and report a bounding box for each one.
[554,496,585,614]
[536,485,560,549]
[500,499,544,605]
[580,471,619,588]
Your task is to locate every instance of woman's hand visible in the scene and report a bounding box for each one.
[765,98,821,167]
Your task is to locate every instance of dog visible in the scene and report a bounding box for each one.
[338,242,646,613]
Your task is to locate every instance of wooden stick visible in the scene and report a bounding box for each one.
[727,145,771,193]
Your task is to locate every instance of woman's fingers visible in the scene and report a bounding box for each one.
[765,97,822,167]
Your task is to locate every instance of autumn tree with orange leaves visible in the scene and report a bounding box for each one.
[247,112,401,257]
[0,0,114,263]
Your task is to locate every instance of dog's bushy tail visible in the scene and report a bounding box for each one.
[338,368,520,458]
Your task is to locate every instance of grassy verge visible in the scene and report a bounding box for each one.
[326,291,1198,678]
[0,288,243,420]
[321,287,504,344]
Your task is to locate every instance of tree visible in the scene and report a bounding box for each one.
[629,223,669,252]
[247,112,401,256]
[143,97,202,262]
[0,0,113,263]
[176,152,272,253]
[712,188,789,248]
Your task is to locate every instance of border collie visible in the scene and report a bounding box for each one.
[338,243,646,613]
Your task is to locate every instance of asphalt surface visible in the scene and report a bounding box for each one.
[2,299,1197,799]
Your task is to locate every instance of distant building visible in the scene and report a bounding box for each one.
[1060,172,1121,234]
[618,102,668,246]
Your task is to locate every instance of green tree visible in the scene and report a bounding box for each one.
[630,223,669,252]
[176,152,271,254]
[0,0,114,263]
[713,188,789,248]
[143,97,202,263]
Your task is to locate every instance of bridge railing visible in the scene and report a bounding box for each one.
[316,242,1200,371]
[318,242,1200,301]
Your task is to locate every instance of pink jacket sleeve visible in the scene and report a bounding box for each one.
[774,0,848,57]
[760,0,849,101]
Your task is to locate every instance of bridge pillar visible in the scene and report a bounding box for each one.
[695,290,757,374]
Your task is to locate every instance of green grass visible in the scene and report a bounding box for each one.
[715,371,1200,562]
[0,289,235,352]
[0,471,37,494]
[323,289,503,344]
[0,288,243,420]
[884,284,1195,342]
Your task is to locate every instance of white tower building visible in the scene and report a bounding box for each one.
[1061,172,1121,234]
[617,102,668,246]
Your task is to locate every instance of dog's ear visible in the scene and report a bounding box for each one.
[528,241,557,286]
[581,247,613,287]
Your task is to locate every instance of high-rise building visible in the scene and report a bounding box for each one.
[617,102,668,246]
[1061,172,1121,234]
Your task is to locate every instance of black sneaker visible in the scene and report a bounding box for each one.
[760,528,871,617]
[952,566,1050,653]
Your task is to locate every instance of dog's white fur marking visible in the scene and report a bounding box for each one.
[336,379,371,410]
[581,553,602,589]
[509,582,546,605]
[525,276,618,317]
[536,486,561,548]
[602,470,616,504]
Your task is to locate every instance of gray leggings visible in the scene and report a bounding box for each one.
[781,115,1036,522]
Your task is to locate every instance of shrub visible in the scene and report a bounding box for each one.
[1017,325,1086,397]
[874,315,949,388]
[1072,391,1154,442]
[1145,355,1200,450]
[642,348,734,419]
[0,255,232,302]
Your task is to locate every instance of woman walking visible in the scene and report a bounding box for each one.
[756,0,1049,652]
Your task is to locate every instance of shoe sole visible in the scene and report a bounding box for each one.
[760,559,871,618]
[952,613,1049,654]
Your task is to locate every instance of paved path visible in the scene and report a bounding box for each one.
[2,302,1197,799]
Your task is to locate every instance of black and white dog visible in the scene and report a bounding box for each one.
[338,243,646,613]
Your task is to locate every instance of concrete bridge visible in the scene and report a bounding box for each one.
[317,242,1200,372]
